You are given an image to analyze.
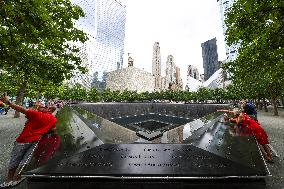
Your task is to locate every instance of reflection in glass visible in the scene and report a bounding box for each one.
[69,0,126,89]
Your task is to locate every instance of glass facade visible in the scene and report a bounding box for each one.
[71,0,126,89]
[217,0,240,62]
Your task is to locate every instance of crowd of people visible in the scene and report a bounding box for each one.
[0,98,65,117]
[26,99,65,110]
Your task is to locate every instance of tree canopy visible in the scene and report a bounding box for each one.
[0,0,88,77]
[224,0,284,115]
[0,0,88,116]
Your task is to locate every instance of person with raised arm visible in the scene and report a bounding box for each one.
[217,108,273,163]
[0,95,57,188]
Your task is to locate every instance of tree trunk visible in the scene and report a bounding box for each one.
[281,96,284,109]
[253,99,257,108]
[257,98,262,110]
[36,92,41,101]
[263,97,268,112]
[14,82,27,118]
[271,96,278,116]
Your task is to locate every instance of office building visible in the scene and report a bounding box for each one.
[128,53,134,67]
[201,38,220,81]
[106,67,155,93]
[165,55,176,89]
[164,55,183,91]
[175,67,183,90]
[187,65,200,80]
[68,43,92,89]
[70,0,126,89]
[217,0,239,62]
[152,42,162,90]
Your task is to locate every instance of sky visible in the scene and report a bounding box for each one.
[123,0,227,85]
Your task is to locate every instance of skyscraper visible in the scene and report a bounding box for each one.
[71,0,126,89]
[128,53,134,67]
[187,65,199,80]
[175,67,183,90]
[69,43,92,89]
[201,38,220,81]
[165,55,176,89]
[152,42,162,90]
[217,0,239,62]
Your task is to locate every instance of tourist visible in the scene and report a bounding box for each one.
[0,95,57,188]
[28,99,34,108]
[241,100,257,120]
[0,101,10,115]
[217,109,273,163]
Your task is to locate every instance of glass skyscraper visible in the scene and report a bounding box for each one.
[217,0,239,62]
[70,0,126,89]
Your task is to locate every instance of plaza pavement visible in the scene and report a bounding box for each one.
[257,107,284,189]
[0,107,283,189]
[0,110,26,189]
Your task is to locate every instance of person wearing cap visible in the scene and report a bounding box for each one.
[217,108,273,163]
[241,100,257,120]
[0,96,57,187]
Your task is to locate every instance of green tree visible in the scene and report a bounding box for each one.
[196,87,212,103]
[60,85,73,101]
[224,84,240,101]
[0,0,88,117]
[88,87,101,102]
[42,84,66,100]
[0,71,19,97]
[225,0,284,115]
[140,91,151,101]
[102,88,115,102]
[120,89,138,102]
[213,88,226,103]
[111,90,122,102]
[69,84,87,101]
[183,91,193,103]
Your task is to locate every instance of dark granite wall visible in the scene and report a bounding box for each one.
[76,103,230,119]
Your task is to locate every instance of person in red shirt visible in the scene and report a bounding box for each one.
[218,109,273,163]
[0,96,57,187]
[234,112,273,162]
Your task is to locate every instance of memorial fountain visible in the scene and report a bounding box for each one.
[21,103,269,189]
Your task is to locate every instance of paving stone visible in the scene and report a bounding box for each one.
[258,107,284,189]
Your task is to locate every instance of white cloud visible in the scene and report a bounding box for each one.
[123,0,226,86]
